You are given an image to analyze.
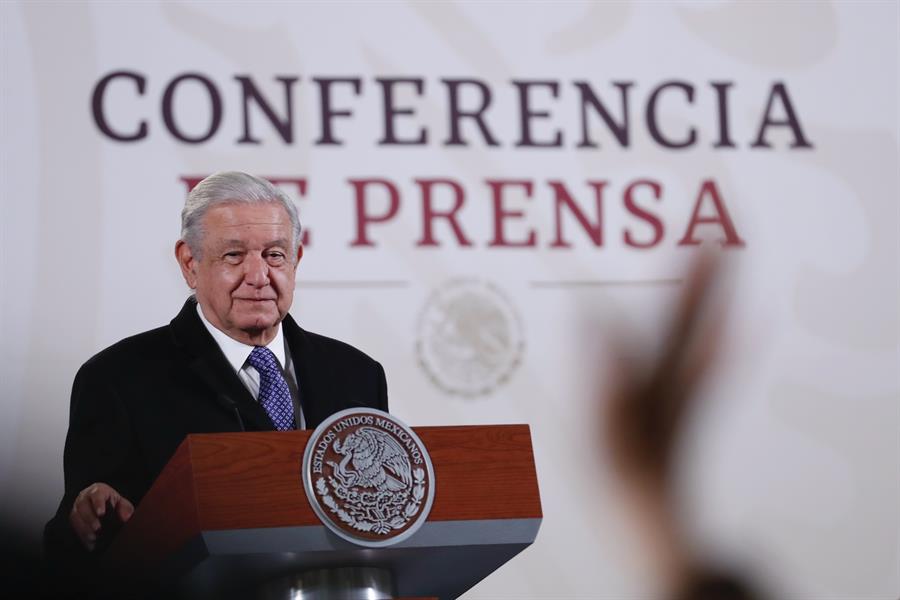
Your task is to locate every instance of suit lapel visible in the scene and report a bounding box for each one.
[282,313,325,429]
[283,314,382,428]
[169,298,275,431]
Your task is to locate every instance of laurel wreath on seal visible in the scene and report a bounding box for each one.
[316,468,426,535]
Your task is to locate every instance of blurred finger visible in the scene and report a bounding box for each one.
[116,497,135,522]
[75,497,101,533]
[88,486,110,517]
[668,249,721,350]
[70,502,99,550]
[682,311,726,385]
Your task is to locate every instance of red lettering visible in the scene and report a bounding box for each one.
[623,179,664,248]
[415,179,472,247]
[487,180,536,247]
[179,175,205,192]
[549,180,606,248]
[349,178,401,247]
[678,179,744,246]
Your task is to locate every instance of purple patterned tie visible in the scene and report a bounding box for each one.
[247,346,294,431]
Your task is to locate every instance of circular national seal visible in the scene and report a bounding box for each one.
[301,408,435,547]
[416,279,524,398]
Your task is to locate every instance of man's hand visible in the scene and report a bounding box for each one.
[602,249,728,592]
[604,249,724,495]
[68,483,134,551]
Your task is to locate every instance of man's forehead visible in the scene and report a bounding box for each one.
[203,205,291,228]
[204,202,290,222]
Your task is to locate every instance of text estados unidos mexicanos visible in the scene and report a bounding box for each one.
[312,415,424,474]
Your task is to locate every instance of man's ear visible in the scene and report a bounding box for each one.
[175,240,198,289]
[293,244,304,271]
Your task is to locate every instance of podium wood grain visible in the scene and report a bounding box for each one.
[106,424,541,576]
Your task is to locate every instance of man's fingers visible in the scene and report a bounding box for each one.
[75,497,102,532]
[69,515,92,542]
[116,497,135,522]
[69,482,134,551]
[74,527,96,552]
[667,249,721,351]
[70,501,100,550]
[88,486,111,517]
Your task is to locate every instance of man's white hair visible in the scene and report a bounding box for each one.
[181,171,302,256]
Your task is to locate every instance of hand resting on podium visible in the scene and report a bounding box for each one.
[69,482,134,552]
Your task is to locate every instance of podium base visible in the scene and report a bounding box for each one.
[256,566,394,600]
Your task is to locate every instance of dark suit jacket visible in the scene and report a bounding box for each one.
[44,297,388,576]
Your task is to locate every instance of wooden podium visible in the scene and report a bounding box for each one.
[103,425,542,599]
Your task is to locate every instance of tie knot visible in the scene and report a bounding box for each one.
[248,346,279,373]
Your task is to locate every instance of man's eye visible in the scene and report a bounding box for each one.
[223,252,243,263]
[266,252,286,264]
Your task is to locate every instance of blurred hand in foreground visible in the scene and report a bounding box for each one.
[603,250,766,600]
[605,250,724,497]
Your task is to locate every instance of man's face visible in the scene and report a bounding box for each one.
[176,202,302,345]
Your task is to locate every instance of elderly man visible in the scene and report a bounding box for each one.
[44,172,388,573]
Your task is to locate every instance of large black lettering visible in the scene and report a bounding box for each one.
[314,77,362,146]
[513,80,563,147]
[91,70,148,142]
[442,78,500,146]
[234,75,298,144]
[751,82,813,149]
[377,77,427,145]
[711,81,736,148]
[575,81,632,148]
[646,81,697,149]
[161,73,222,144]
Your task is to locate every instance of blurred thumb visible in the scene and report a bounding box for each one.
[117,497,135,522]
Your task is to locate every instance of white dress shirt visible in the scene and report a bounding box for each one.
[196,303,304,428]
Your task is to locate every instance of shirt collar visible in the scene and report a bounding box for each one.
[196,302,286,372]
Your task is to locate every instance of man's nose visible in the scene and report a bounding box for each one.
[243,254,270,287]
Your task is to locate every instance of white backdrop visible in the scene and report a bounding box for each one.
[1,2,898,598]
